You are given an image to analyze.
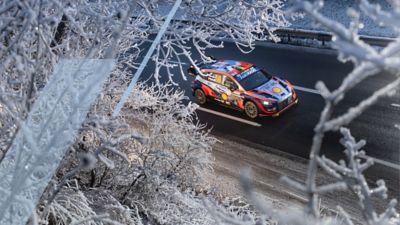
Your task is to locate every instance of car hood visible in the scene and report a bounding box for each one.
[251,78,291,100]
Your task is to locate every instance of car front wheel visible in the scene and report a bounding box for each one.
[244,101,258,119]
[194,89,207,105]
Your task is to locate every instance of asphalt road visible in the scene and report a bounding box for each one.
[139,41,400,201]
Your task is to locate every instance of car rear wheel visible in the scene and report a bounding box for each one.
[194,89,207,105]
[244,101,258,119]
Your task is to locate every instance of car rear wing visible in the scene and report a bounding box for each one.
[187,56,217,77]
[187,65,199,76]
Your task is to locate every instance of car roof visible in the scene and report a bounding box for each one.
[201,59,255,77]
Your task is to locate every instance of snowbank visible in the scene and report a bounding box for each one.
[286,0,397,38]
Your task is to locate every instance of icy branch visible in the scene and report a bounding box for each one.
[281,1,400,223]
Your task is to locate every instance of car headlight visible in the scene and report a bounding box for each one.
[263,101,272,106]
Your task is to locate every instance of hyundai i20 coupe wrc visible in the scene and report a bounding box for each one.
[188,59,298,118]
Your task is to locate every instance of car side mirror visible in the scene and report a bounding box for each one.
[229,84,238,91]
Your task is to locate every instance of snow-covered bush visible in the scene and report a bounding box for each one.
[0,0,290,223]
[0,0,290,155]
[0,0,146,160]
[31,81,216,224]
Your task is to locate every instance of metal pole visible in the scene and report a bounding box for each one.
[112,0,182,117]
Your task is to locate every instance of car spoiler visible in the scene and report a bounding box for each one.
[187,56,217,76]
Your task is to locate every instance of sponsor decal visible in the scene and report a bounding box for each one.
[235,67,258,81]
[210,60,240,72]
[272,87,281,93]
[221,93,229,101]
[208,60,253,75]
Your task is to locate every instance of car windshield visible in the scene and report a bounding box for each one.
[237,69,272,90]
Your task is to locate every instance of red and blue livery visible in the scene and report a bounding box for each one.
[188,59,298,118]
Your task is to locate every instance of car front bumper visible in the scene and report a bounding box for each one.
[257,97,298,117]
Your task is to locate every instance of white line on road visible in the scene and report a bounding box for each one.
[289,86,400,172]
[197,107,262,127]
[197,98,400,171]
[293,85,320,95]
[257,179,308,203]
[358,155,400,171]
[283,190,308,203]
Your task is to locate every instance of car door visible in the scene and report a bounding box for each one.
[213,73,230,103]
[203,72,225,102]
[223,76,244,108]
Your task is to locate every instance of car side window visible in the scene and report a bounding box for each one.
[224,76,238,90]
[206,73,223,84]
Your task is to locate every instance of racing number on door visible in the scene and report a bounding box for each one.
[207,73,229,103]
[223,76,242,107]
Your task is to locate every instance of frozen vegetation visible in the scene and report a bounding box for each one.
[0,0,287,224]
[286,0,397,38]
[0,0,398,225]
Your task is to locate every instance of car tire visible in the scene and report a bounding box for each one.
[244,101,258,119]
[194,89,207,105]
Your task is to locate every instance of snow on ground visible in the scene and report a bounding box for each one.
[286,0,397,38]
[150,0,396,38]
[206,135,394,224]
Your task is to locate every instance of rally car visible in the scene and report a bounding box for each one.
[188,59,298,118]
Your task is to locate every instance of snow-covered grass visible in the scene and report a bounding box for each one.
[286,0,397,38]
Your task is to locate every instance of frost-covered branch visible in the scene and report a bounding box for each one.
[0,1,233,223]
[317,128,399,224]
[0,0,147,160]
[31,81,216,224]
[281,0,400,223]
[0,0,291,158]
[133,0,291,83]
